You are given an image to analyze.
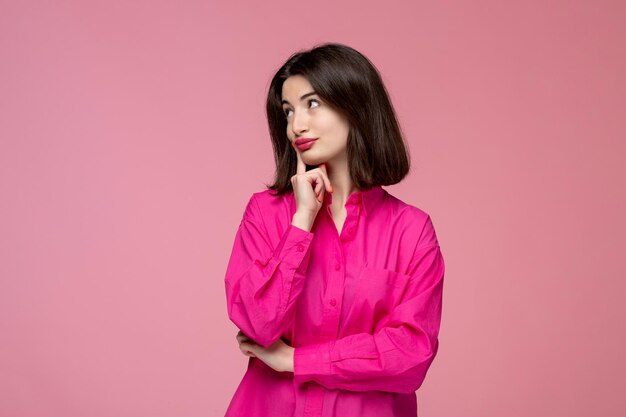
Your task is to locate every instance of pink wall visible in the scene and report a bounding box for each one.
[1,1,624,416]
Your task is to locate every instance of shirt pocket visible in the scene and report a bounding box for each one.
[353,266,411,329]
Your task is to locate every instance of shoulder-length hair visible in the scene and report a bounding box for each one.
[264,42,411,195]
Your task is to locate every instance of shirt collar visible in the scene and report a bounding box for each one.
[322,184,386,217]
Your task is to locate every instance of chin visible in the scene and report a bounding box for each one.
[301,153,326,166]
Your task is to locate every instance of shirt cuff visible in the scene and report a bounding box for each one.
[293,341,332,384]
[272,224,314,269]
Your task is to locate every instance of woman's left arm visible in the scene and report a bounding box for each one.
[292,243,445,394]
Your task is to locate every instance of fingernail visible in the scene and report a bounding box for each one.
[329,184,334,193]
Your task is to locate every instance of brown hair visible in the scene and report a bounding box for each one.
[264,42,411,195]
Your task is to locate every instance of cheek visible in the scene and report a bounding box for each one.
[328,121,350,146]
[318,113,349,138]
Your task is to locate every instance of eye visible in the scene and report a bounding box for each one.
[283,99,320,119]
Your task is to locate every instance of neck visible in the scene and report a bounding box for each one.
[325,158,358,209]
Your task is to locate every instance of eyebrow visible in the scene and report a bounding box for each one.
[281,91,317,106]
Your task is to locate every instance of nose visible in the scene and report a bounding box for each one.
[291,108,309,137]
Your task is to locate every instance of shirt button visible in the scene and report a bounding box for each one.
[330,298,337,307]
[334,263,340,270]
[297,244,304,252]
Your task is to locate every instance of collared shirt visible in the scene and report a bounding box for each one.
[224,185,445,417]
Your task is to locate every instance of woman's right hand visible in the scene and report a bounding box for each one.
[290,143,333,228]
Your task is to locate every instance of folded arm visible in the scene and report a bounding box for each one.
[224,194,314,348]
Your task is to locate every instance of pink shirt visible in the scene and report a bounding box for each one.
[224,185,445,417]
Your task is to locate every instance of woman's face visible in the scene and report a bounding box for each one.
[281,75,350,166]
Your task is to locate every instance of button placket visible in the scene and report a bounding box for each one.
[321,245,343,339]
[341,218,356,241]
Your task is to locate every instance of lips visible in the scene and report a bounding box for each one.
[295,138,317,146]
[294,138,317,151]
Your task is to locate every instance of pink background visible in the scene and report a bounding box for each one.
[1,1,624,416]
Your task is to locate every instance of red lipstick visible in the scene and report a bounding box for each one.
[295,138,317,150]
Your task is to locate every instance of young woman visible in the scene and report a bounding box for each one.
[223,43,445,417]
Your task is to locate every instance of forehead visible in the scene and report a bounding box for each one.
[281,75,314,100]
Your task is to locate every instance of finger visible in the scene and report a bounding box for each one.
[236,331,257,357]
[236,330,252,342]
[308,171,325,202]
[239,344,256,357]
[314,176,322,196]
[294,144,307,175]
[240,342,256,355]
[317,163,333,193]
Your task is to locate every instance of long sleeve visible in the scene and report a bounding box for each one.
[293,242,445,394]
[224,194,314,348]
